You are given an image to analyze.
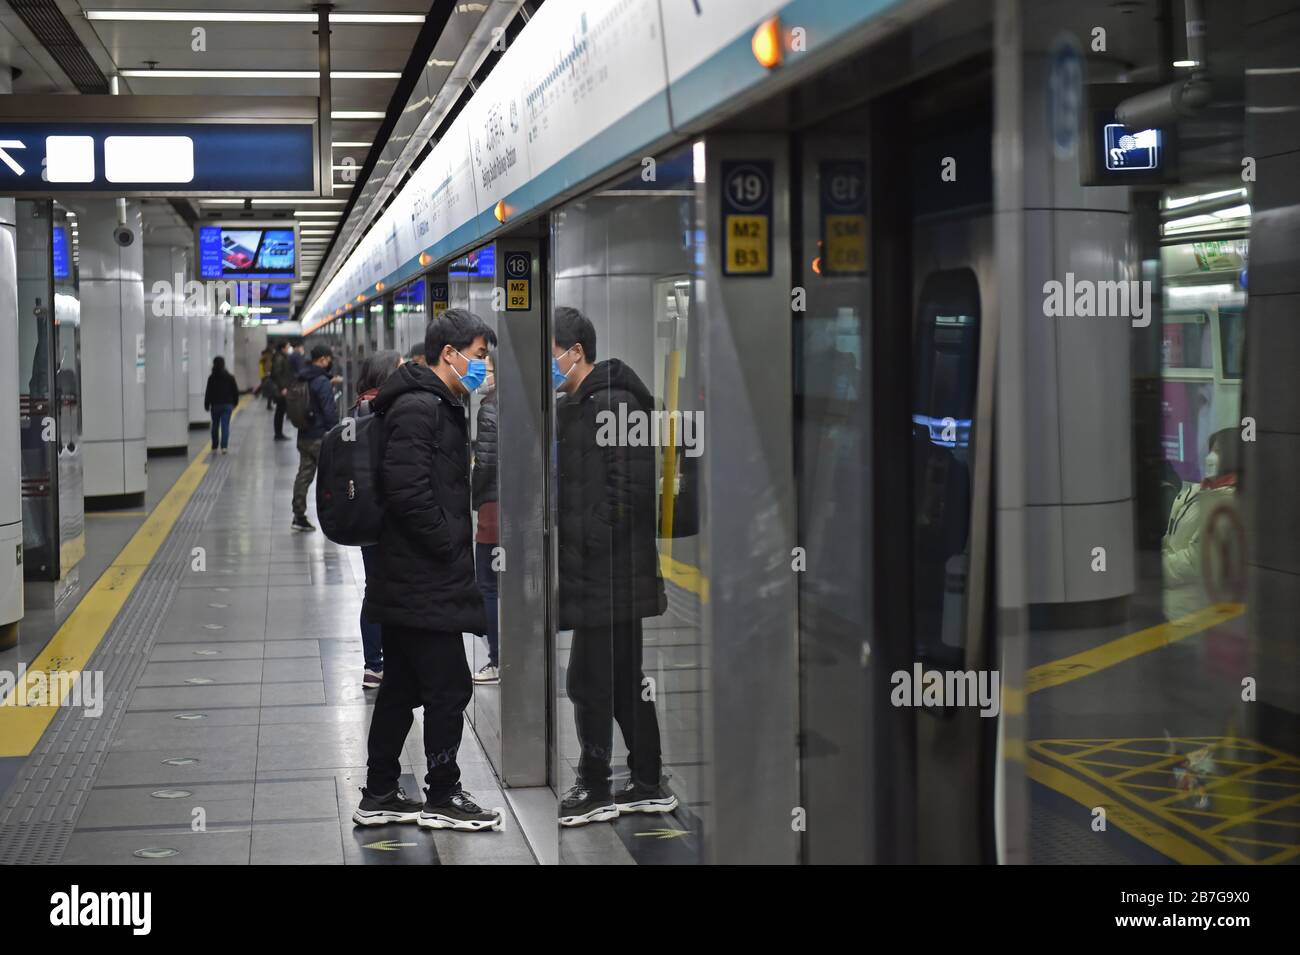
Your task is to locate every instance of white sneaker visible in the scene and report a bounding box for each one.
[472,664,499,685]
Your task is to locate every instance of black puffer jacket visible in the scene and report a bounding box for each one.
[361,362,485,634]
[204,369,240,408]
[556,359,666,628]
[472,390,498,508]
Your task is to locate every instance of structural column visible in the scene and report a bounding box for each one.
[1243,3,1300,749]
[144,244,190,451]
[188,307,210,426]
[1010,2,1136,624]
[76,199,146,502]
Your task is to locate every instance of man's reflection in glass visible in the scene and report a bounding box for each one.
[552,307,678,827]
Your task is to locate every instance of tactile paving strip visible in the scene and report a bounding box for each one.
[0,454,235,864]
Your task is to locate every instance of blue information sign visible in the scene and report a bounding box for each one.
[0,122,315,194]
[52,224,70,280]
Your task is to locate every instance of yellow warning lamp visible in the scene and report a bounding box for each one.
[752,17,783,70]
[375,281,385,292]
[494,199,511,223]
[418,251,432,267]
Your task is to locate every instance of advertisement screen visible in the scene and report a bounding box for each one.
[198,224,298,280]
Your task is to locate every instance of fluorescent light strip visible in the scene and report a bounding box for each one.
[86,11,425,24]
[295,211,342,216]
[119,69,399,79]
[332,142,372,148]
[251,199,345,205]
[332,111,385,120]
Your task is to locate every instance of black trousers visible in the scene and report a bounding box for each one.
[567,617,662,791]
[273,397,288,437]
[365,626,471,803]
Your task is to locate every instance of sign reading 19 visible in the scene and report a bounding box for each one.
[726,165,769,211]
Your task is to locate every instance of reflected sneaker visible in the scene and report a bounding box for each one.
[418,788,503,832]
[473,663,499,685]
[362,668,382,689]
[615,780,679,815]
[559,783,617,827]
[291,516,315,532]
[352,786,423,826]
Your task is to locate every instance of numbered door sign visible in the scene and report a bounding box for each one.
[504,251,531,311]
[820,160,867,275]
[721,160,773,277]
[431,281,448,318]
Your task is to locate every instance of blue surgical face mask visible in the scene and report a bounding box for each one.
[552,347,575,390]
[454,349,487,392]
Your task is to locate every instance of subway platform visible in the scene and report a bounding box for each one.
[0,402,546,865]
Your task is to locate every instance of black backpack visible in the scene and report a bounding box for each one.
[285,379,314,430]
[316,400,387,546]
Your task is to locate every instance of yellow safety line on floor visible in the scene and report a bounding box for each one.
[1025,601,1245,695]
[1026,756,1221,864]
[0,402,245,758]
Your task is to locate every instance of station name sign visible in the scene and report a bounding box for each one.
[0,96,319,197]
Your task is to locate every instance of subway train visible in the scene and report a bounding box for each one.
[0,0,1293,880]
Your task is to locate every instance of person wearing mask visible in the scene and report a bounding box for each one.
[270,339,296,441]
[352,349,402,689]
[352,309,501,831]
[1162,428,1242,621]
[203,356,239,455]
[472,353,500,684]
[551,306,675,827]
[290,344,341,532]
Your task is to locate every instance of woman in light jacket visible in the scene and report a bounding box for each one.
[1162,428,1241,622]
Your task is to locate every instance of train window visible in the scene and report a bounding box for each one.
[1219,306,1245,380]
[1162,312,1213,370]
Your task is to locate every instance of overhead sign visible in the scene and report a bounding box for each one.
[1080,84,1175,187]
[721,160,773,277]
[0,95,317,197]
[0,123,314,196]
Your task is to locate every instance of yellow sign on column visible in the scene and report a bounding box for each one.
[725,215,769,274]
[824,214,867,274]
[507,279,530,310]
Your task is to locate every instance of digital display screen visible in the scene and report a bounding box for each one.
[52,224,70,280]
[1080,85,1175,187]
[450,244,494,277]
[198,224,298,280]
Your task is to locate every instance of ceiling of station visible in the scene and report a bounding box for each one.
[2,0,442,299]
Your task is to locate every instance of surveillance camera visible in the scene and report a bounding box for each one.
[113,225,135,247]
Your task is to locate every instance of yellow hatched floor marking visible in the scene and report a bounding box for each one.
[1025,756,1220,864]
[1030,736,1300,865]
[0,402,243,757]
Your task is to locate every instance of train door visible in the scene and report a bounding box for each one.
[785,53,999,862]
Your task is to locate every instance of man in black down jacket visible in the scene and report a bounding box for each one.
[552,307,674,827]
[352,309,500,832]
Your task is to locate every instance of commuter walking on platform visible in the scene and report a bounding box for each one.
[352,349,402,689]
[270,339,295,441]
[353,309,501,831]
[472,354,500,684]
[551,307,675,827]
[203,356,239,455]
[288,344,340,532]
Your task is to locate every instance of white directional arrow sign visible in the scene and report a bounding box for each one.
[0,141,26,176]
